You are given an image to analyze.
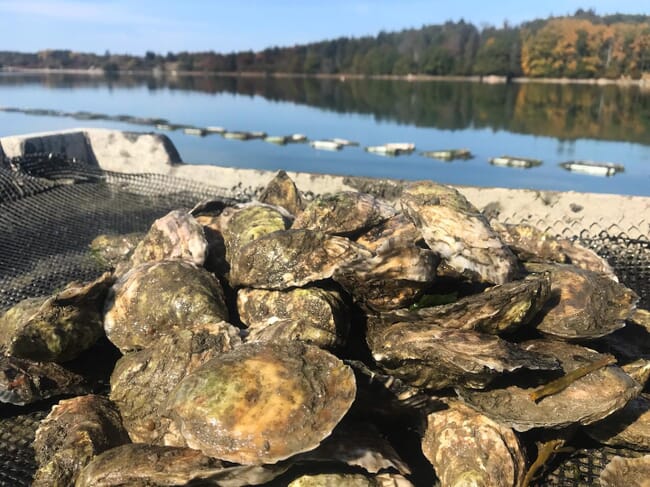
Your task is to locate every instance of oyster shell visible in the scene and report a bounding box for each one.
[366,322,559,391]
[33,394,130,487]
[295,420,411,475]
[355,213,423,252]
[193,213,229,277]
[129,209,207,268]
[288,473,414,487]
[110,326,240,444]
[585,394,650,451]
[373,273,551,335]
[237,286,349,349]
[490,220,569,264]
[622,359,650,387]
[421,400,526,487]
[458,340,641,431]
[165,341,356,464]
[599,454,650,487]
[75,443,288,487]
[492,221,618,280]
[89,232,144,268]
[526,263,638,339]
[258,170,305,216]
[221,203,291,265]
[103,260,229,352]
[0,272,113,362]
[229,229,371,289]
[334,242,438,311]
[400,181,520,284]
[292,191,396,237]
[0,355,88,405]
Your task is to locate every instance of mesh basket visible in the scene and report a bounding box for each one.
[0,153,648,486]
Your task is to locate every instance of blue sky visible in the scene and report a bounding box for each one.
[1,1,648,55]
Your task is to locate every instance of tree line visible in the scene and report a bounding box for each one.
[1,10,649,79]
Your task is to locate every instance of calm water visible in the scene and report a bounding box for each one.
[0,73,649,196]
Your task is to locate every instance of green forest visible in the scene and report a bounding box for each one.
[2,10,650,79]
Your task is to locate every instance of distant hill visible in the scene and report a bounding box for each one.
[2,10,649,79]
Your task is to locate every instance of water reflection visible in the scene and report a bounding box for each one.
[1,73,650,145]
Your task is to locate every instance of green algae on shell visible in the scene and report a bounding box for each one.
[292,191,396,237]
[103,260,229,353]
[220,203,291,264]
[0,272,113,362]
[237,287,349,349]
[229,229,372,289]
[110,326,241,445]
[89,232,144,268]
[165,341,356,465]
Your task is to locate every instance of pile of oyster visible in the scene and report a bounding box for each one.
[1,171,649,486]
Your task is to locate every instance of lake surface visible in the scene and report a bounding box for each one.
[0,73,649,196]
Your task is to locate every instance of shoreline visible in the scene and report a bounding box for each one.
[1,67,648,87]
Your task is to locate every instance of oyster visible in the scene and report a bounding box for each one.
[33,394,130,487]
[400,181,520,284]
[599,454,650,487]
[193,213,229,276]
[129,209,207,268]
[288,473,414,487]
[103,260,229,352]
[355,213,423,252]
[89,232,144,268]
[526,263,638,339]
[293,191,396,237]
[492,221,618,280]
[421,400,526,487]
[0,272,113,362]
[229,229,371,289]
[165,341,356,464]
[75,444,288,487]
[334,242,438,311]
[366,322,559,391]
[295,420,411,475]
[258,170,305,216]
[221,203,291,264]
[373,273,551,335]
[458,340,641,431]
[490,220,568,264]
[0,355,88,405]
[110,326,240,444]
[237,287,349,349]
[622,359,650,387]
[585,394,650,451]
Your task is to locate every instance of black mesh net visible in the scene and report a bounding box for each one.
[0,153,647,486]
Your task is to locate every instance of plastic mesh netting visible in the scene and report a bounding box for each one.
[0,153,648,486]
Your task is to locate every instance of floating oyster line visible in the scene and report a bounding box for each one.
[560,160,625,176]
[489,155,542,168]
[0,106,631,175]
